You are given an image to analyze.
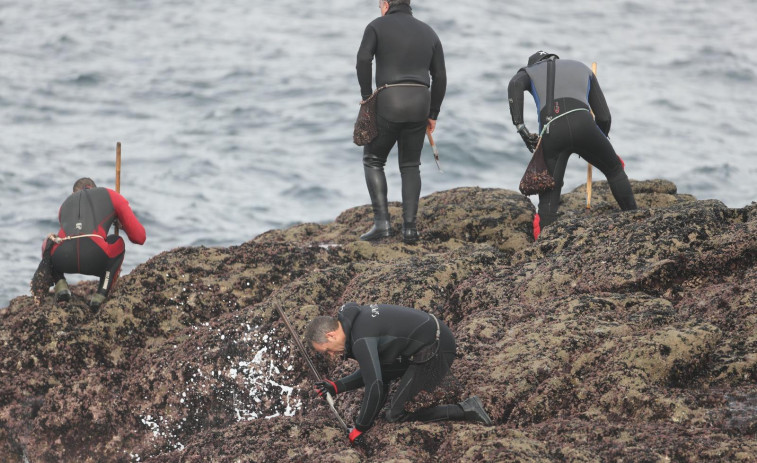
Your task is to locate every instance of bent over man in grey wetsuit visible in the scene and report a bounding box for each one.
[508,51,637,239]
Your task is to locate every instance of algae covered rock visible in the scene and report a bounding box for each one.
[1,180,755,462]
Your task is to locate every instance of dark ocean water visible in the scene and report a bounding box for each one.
[1,0,755,307]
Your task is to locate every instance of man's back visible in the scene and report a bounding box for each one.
[57,187,145,245]
[366,11,440,87]
[340,303,438,364]
[525,59,593,109]
[59,187,115,237]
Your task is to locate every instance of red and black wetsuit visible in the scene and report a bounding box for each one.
[47,187,146,296]
[508,58,637,229]
[333,302,460,432]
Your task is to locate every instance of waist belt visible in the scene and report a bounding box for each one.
[407,314,441,364]
[540,108,591,136]
[363,82,428,104]
[47,233,104,244]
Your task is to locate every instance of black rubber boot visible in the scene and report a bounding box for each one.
[401,166,421,244]
[89,292,107,312]
[402,223,418,245]
[54,279,71,303]
[360,165,392,241]
[459,396,493,426]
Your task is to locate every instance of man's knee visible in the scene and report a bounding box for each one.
[606,165,628,184]
[398,147,422,169]
[385,408,409,423]
[537,211,558,228]
[364,152,387,169]
[399,165,421,179]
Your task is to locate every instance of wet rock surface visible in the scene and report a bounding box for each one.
[1,180,755,462]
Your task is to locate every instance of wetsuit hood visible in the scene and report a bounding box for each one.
[337,302,361,359]
[528,50,560,66]
[387,3,412,15]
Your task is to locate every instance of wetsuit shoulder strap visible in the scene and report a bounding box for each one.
[84,190,100,233]
[545,58,556,123]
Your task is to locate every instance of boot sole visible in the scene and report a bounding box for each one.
[462,396,493,426]
[402,235,419,244]
[55,291,71,303]
[360,231,393,241]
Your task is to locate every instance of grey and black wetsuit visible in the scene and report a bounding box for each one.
[508,58,637,227]
[333,302,459,432]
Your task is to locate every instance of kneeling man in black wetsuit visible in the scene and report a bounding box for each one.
[304,302,491,445]
[508,51,638,239]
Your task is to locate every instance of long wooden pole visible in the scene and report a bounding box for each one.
[115,142,121,236]
[586,62,597,210]
[274,302,349,432]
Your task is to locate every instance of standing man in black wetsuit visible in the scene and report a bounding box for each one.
[356,0,447,244]
[508,51,637,239]
[304,302,492,445]
[45,177,146,309]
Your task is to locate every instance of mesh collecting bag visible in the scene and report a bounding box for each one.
[353,93,380,146]
[519,139,556,196]
[30,238,55,304]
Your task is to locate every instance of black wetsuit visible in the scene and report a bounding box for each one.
[508,58,637,227]
[49,187,146,296]
[333,302,460,432]
[356,3,447,230]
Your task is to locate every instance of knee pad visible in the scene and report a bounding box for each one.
[538,212,558,228]
[385,409,409,423]
[363,153,386,169]
[399,165,420,175]
[606,167,628,185]
[398,160,421,169]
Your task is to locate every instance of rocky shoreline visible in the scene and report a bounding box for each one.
[1,180,755,462]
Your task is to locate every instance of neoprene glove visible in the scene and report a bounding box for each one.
[517,124,539,153]
[314,379,338,399]
[348,427,364,445]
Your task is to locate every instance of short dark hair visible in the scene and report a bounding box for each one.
[73,177,97,192]
[386,0,411,6]
[304,316,339,346]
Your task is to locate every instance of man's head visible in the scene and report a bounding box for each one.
[380,0,410,6]
[304,316,346,359]
[379,0,410,15]
[73,177,97,193]
[527,50,560,66]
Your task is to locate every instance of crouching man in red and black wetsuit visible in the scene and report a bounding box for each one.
[46,177,146,310]
[304,302,492,446]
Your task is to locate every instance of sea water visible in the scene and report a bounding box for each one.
[1,0,755,307]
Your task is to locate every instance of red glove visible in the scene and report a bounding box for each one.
[532,213,541,241]
[348,427,364,445]
[314,379,338,399]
